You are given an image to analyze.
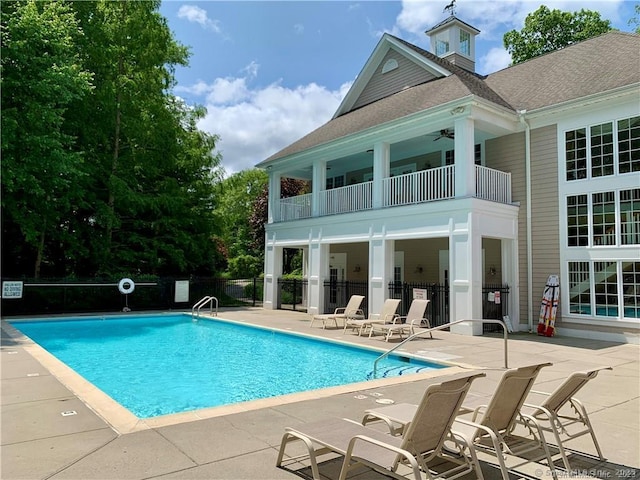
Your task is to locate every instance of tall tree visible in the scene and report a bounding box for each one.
[504,6,613,65]
[1,0,92,277]
[68,0,223,275]
[248,177,309,273]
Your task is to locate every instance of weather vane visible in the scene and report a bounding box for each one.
[443,0,456,15]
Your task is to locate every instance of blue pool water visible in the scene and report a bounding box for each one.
[11,314,443,418]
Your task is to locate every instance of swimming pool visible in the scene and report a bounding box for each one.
[10,314,443,418]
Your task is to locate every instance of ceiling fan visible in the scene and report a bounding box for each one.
[430,129,455,141]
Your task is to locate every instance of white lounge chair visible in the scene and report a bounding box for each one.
[344,298,400,336]
[363,363,558,480]
[276,372,487,480]
[368,299,431,341]
[523,366,613,470]
[309,294,364,329]
[454,363,559,480]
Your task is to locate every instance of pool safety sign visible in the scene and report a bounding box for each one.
[413,288,427,299]
[2,281,23,299]
[174,280,190,303]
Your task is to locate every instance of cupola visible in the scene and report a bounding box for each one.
[425,15,480,72]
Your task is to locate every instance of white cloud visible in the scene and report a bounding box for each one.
[479,47,513,74]
[177,5,221,33]
[190,65,351,174]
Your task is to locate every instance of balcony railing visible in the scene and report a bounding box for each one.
[274,165,512,223]
[383,165,454,207]
[475,165,511,204]
[279,193,312,222]
[319,181,373,216]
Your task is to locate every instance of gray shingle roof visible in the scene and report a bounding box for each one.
[264,31,639,163]
[484,31,640,111]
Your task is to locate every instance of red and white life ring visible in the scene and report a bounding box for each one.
[118,278,135,295]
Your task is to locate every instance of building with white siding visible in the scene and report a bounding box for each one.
[256,16,640,343]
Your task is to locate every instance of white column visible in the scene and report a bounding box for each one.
[454,117,475,198]
[502,239,520,330]
[267,170,281,224]
[307,238,328,315]
[263,233,283,310]
[369,236,394,316]
[311,160,326,217]
[372,142,390,209]
[449,213,483,335]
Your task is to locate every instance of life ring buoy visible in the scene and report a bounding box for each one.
[118,278,135,295]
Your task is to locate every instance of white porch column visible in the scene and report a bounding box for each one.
[263,233,283,310]
[369,236,394,316]
[307,239,328,315]
[502,239,520,330]
[454,117,475,198]
[449,214,483,335]
[311,160,327,217]
[267,170,281,224]
[372,142,390,209]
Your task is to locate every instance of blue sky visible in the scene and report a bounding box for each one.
[159,1,638,175]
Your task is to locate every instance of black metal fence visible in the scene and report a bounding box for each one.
[388,282,449,327]
[481,284,510,332]
[323,280,369,317]
[277,278,308,311]
[0,277,262,316]
[387,282,510,331]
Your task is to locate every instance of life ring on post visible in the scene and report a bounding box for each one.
[118,278,135,295]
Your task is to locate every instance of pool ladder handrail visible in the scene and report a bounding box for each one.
[373,318,509,377]
[192,296,218,320]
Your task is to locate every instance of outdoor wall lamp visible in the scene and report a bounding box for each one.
[414,265,423,274]
[353,264,361,273]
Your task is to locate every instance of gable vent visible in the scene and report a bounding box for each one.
[382,58,398,74]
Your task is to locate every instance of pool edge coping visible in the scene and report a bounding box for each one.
[2,316,475,435]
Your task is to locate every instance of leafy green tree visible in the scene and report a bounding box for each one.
[2,0,225,278]
[248,177,309,274]
[67,0,224,275]
[214,169,268,266]
[631,4,640,34]
[504,6,613,65]
[1,0,92,277]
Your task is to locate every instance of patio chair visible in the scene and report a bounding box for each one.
[362,363,557,480]
[310,294,364,329]
[344,298,400,336]
[368,299,431,342]
[522,366,613,470]
[276,372,487,480]
[454,362,559,480]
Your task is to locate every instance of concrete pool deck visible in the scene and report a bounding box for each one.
[1,308,638,479]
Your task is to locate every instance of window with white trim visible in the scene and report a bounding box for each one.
[567,194,588,246]
[568,261,590,314]
[459,30,470,56]
[567,189,640,247]
[592,191,616,246]
[623,262,640,319]
[618,116,640,174]
[620,188,640,245]
[594,261,618,317]
[565,115,639,181]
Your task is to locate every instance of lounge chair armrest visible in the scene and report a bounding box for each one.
[334,307,346,314]
[342,434,421,478]
[454,417,502,448]
[529,389,552,396]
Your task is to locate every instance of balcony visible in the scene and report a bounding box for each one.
[275,165,511,223]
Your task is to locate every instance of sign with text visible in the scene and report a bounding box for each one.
[174,280,190,303]
[412,288,427,300]
[2,281,24,299]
